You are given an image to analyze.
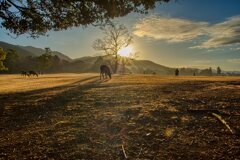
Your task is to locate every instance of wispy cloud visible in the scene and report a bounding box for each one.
[133,15,240,49]
[193,16,240,49]
[133,16,208,42]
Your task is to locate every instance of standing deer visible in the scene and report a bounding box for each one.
[100,65,111,79]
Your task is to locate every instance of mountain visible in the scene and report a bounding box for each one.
[0,41,72,61]
[21,46,72,62]
[2,41,237,75]
[127,59,173,74]
[63,55,174,74]
[0,41,36,58]
[0,41,176,75]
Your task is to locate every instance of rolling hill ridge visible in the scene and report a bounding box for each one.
[0,41,174,74]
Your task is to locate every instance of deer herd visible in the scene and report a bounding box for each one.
[21,71,39,77]
[20,65,112,79]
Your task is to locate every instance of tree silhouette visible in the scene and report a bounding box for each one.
[175,68,179,76]
[0,48,7,71]
[217,66,221,75]
[0,0,170,37]
[199,67,213,76]
[209,67,213,76]
[4,49,20,72]
[37,48,53,71]
[93,23,132,73]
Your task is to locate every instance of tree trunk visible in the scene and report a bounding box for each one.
[114,54,118,73]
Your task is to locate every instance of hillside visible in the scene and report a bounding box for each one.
[127,59,174,74]
[0,41,72,61]
[64,56,174,74]
[0,41,173,74]
[0,41,36,58]
[1,41,238,75]
[21,46,72,62]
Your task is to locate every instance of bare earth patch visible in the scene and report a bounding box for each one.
[0,74,239,159]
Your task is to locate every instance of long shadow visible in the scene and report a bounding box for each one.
[0,76,100,130]
[0,76,99,98]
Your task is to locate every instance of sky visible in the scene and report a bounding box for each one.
[0,0,240,71]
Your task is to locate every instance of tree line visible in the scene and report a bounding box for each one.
[0,47,69,73]
[174,67,222,76]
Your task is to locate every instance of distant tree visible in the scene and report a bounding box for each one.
[21,56,38,71]
[45,48,51,55]
[0,48,7,71]
[209,67,213,76]
[193,72,196,76]
[37,48,53,72]
[199,67,213,76]
[175,68,179,76]
[93,23,132,73]
[51,55,61,72]
[0,0,170,37]
[217,66,221,75]
[4,49,20,72]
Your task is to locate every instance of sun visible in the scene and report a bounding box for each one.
[118,46,133,57]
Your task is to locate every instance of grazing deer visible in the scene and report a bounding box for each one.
[28,71,38,77]
[21,71,29,77]
[100,65,111,79]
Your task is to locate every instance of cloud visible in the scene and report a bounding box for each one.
[133,16,208,42]
[193,16,240,49]
[227,58,240,64]
[133,15,240,49]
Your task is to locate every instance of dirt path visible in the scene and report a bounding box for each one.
[0,75,239,159]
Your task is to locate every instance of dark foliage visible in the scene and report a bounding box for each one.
[217,66,221,75]
[0,0,170,37]
[1,50,65,73]
[0,47,7,71]
[175,68,179,76]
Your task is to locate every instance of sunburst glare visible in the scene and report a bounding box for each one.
[118,46,133,57]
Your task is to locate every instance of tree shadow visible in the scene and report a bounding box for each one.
[0,76,99,130]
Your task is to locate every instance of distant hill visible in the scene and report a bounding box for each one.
[0,41,36,58]
[0,41,72,61]
[1,41,238,75]
[127,59,174,74]
[64,55,174,74]
[21,46,72,62]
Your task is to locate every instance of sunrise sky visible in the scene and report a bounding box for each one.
[1,0,240,71]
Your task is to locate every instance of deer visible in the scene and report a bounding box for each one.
[28,71,38,77]
[100,65,111,79]
[21,71,29,77]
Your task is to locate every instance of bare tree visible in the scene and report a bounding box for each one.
[93,23,132,73]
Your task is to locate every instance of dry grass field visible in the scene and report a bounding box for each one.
[0,73,240,159]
